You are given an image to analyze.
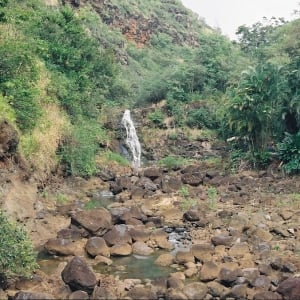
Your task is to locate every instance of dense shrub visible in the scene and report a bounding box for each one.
[147,109,164,128]
[186,107,218,129]
[278,132,300,174]
[0,211,38,280]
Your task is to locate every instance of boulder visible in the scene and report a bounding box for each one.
[143,167,162,180]
[103,224,132,246]
[69,290,89,300]
[155,253,174,267]
[199,261,220,282]
[44,238,77,256]
[183,282,208,299]
[132,241,154,256]
[161,175,181,193]
[277,277,300,300]
[110,243,132,256]
[126,287,157,300]
[71,208,112,236]
[61,256,97,294]
[85,237,110,258]
[181,172,203,186]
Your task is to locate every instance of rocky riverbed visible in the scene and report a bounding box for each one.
[1,160,300,300]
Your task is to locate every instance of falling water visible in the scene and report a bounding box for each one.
[121,110,141,168]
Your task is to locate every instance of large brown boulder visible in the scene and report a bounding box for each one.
[85,237,110,258]
[103,224,132,246]
[0,119,19,159]
[61,256,97,294]
[277,277,300,300]
[71,208,112,235]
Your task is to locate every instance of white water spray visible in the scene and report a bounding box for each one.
[121,109,141,168]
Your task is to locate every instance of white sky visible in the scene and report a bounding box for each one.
[181,0,299,40]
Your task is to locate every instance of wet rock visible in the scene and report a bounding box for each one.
[155,253,174,267]
[61,256,97,294]
[175,250,195,264]
[103,224,132,246]
[71,208,112,236]
[211,234,233,246]
[161,175,181,193]
[13,291,54,299]
[94,255,113,265]
[129,227,151,242]
[69,290,89,300]
[143,167,162,180]
[183,282,208,299]
[151,229,174,250]
[85,237,110,258]
[110,243,132,256]
[191,243,214,262]
[44,238,77,256]
[126,286,157,300]
[132,241,154,255]
[277,277,300,299]
[199,261,220,282]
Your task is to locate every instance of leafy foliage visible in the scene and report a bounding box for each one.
[278,132,300,174]
[0,211,38,279]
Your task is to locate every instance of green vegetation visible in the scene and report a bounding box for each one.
[0,211,38,279]
[179,186,197,211]
[206,186,218,209]
[0,0,299,175]
[158,155,188,170]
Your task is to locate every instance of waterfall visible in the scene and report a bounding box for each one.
[121,110,141,168]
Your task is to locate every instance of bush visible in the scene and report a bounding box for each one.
[147,109,164,128]
[186,107,217,129]
[278,132,300,174]
[158,155,187,170]
[0,211,38,280]
[58,121,105,177]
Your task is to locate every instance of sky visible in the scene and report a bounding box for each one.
[181,0,299,40]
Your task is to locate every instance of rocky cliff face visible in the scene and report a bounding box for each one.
[65,0,206,47]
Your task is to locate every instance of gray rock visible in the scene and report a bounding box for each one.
[61,256,97,294]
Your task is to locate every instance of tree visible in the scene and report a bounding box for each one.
[225,63,288,151]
